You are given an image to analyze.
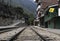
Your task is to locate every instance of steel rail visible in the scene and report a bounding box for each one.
[0,26,19,31]
[8,27,26,41]
[0,27,19,34]
[31,27,47,41]
[33,26,60,36]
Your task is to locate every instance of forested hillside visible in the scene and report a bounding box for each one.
[0,0,35,26]
[0,1,25,26]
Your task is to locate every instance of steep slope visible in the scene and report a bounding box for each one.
[18,0,36,13]
[4,0,37,14]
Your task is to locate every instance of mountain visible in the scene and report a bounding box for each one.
[4,0,37,16]
[13,0,37,14]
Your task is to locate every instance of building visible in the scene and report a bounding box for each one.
[35,0,60,29]
[44,4,59,28]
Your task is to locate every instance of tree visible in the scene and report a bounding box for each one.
[28,14,34,25]
[13,7,24,19]
[15,7,24,14]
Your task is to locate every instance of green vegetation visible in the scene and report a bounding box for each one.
[28,14,34,25]
[0,1,35,25]
[14,7,24,14]
[13,7,24,19]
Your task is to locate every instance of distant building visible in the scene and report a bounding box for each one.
[35,0,60,29]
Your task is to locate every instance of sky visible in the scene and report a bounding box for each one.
[30,0,35,2]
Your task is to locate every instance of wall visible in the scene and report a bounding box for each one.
[44,6,58,22]
[48,21,54,28]
[44,6,58,28]
[44,13,55,22]
[55,18,60,29]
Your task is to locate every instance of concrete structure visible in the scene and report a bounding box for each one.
[35,0,60,29]
[34,19,40,26]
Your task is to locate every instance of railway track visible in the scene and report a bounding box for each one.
[8,27,26,41]
[12,27,41,41]
[0,23,26,34]
[0,27,19,34]
[9,26,53,41]
[31,28,47,41]
[32,26,60,41]
[0,26,60,41]
[0,27,26,41]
